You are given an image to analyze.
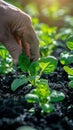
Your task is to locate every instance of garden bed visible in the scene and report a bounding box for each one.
[0,44,73,130]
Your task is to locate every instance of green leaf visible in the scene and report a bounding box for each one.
[64,66,73,76]
[60,51,73,65]
[18,53,30,72]
[50,90,65,102]
[30,89,37,94]
[39,56,58,74]
[41,103,54,113]
[40,46,49,57]
[25,94,39,103]
[11,76,27,91]
[68,75,73,80]
[68,81,73,88]
[0,45,9,59]
[29,61,39,76]
[66,36,73,50]
[36,79,50,100]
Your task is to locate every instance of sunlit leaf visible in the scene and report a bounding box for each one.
[66,36,73,50]
[36,79,50,100]
[64,66,73,76]
[39,56,58,74]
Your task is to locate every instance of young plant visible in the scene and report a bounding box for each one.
[11,53,65,113]
[11,53,58,90]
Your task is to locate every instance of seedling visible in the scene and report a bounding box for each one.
[11,53,58,90]
[11,53,65,113]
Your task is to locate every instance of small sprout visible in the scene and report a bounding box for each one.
[11,53,63,114]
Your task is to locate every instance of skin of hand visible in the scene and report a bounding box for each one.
[0,0,40,64]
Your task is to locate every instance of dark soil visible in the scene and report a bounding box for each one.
[0,44,73,130]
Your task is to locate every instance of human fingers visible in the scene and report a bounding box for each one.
[3,35,22,64]
[20,24,40,61]
[14,35,30,58]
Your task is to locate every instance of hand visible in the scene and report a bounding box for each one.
[0,0,40,64]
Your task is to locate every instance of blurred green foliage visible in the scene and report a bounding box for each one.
[5,0,23,9]
[4,0,73,28]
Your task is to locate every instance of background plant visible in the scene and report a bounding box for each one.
[0,44,13,74]
[60,35,73,88]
